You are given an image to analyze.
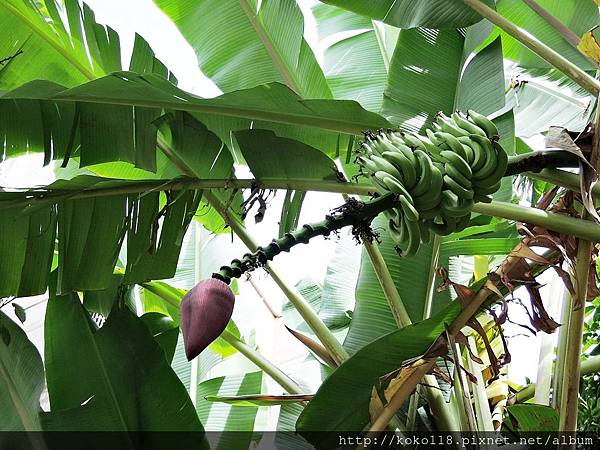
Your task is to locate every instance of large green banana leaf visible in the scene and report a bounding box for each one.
[312,2,371,39]
[0,73,389,163]
[0,178,201,296]
[0,103,355,298]
[283,233,360,333]
[343,217,453,355]
[317,0,493,29]
[235,129,339,182]
[154,0,330,99]
[383,28,465,132]
[321,31,387,113]
[0,0,99,88]
[0,9,170,171]
[0,0,175,89]
[456,37,505,115]
[0,311,44,431]
[44,287,203,432]
[384,28,505,131]
[140,312,179,364]
[0,0,180,176]
[312,3,387,112]
[0,0,352,164]
[296,302,461,448]
[505,404,559,432]
[318,234,361,330]
[152,0,344,159]
[0,205,56,297]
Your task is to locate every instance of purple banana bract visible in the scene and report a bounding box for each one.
[180,278,235,360]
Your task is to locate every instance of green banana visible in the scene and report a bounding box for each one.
[388,217,407,246]
[380,172,413,199]
[441,190,474,217]
[363,140,382,158]
[461,144,475,165]
[371,134,401,155]
[357,156,379,175]
[436,114,470,137]
[399,195,420,222]
[484,141,508,185]
[419,206,442,220]
[456,213,472,231]
[444,162,472,190]
[452,112,487,137]
[410,150,433,197]
[429,217,457,236]
[398,217,421,257]
[443,175,474,200]
[369,173,390,194]
[439,150,472,179]
[412,165,443,210]
[382,151,417,188]
[418,220,432,244]
[420,136,444,161]
[467,139,486,173]
[473,180,502,195]
[426,129,441,146]
[468,109,499,139]
[370,154,404,182]
[402,132,427,151]
[386,134,418,165]
[473,193,493,203]
[383,209,396,220]
[470,135,497,181]
[434,131,468,160]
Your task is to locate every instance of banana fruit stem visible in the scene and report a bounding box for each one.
[213,194,396,283]
[558,241,591,436]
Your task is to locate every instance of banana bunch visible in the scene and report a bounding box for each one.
[356,110,507,257]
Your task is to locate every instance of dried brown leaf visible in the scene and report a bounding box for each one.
[369,366,421,424]
[546,126,599,222]
[467,318,501,379]
[285,326,338,368]
[455,331,484,365]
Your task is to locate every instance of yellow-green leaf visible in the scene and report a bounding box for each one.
[578,31,600,65]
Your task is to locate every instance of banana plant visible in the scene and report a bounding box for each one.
[0,0,599,447]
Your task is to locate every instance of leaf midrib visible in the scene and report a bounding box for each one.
[0,1,96,81]
[86,325,132,432]
[239,0,302,96]
[50,91,385,134]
